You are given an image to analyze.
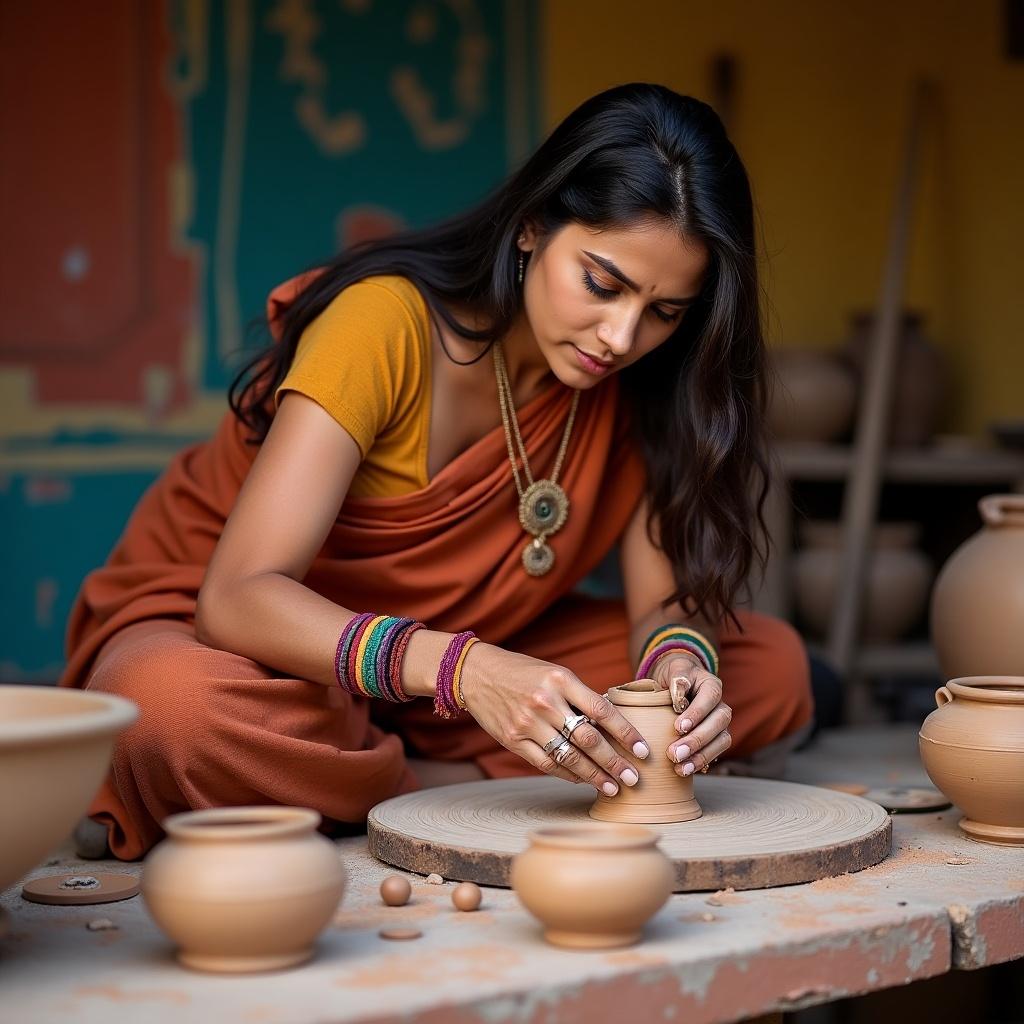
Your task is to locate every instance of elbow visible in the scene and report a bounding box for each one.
[194,579,226,649]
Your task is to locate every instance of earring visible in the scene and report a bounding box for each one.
[517,251,524,286]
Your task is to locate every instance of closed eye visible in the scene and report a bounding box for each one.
[582,269,684,324]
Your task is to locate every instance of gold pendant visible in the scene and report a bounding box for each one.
[522,537,555,576]
[519,479,569,537]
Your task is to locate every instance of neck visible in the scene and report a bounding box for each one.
[499,311,558,402]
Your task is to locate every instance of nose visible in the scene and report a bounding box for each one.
[596,307,642,357]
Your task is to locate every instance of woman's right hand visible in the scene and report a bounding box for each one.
[458,643,650,796]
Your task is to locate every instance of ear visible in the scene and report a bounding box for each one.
[518,219,540,253]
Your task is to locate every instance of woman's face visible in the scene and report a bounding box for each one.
[519,217,709,387]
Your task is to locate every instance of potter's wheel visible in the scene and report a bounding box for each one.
[368,776,891,892]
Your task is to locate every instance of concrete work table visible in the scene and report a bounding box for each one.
[2,726,1022,1023]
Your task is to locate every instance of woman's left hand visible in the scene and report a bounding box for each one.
[648,652,732,776]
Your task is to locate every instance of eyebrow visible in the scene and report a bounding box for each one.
[581,250,698,306]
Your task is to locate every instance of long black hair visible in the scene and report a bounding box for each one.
[229,82,770,624]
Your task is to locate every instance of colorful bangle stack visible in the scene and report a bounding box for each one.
[434,631,480,720]
[637,624,720,680]
[334,613,424,702]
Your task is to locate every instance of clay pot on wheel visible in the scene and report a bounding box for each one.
[142,806,345,973]
[793,521,933,642]
[767,348,857,443]
[930,495,1024,679]
[918,677,1024,846]
[511,824,674,948]
[589,681,702,824]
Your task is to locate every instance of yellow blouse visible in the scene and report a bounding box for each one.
[275,275,432,499]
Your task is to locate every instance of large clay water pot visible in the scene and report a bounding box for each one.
[930,495,1024,679]
[0,686,138,897]
[793,521,933,641]
[918,677,1024,846]
[142,806,346,973]
[589,681,702,824]
[767,349,857,443]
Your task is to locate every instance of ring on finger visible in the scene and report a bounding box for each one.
[542,734,569,756]
[552,738,574,765]
[560,712,590,740]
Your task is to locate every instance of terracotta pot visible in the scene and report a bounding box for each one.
[793,521,933,641]
[510,824,674,948]
[918,677,1024,846]
[767,348,857,443]
[142,806,345,972]
[589,681,702,824]
[0,685,138,895]
[842,310,946,447]
[930,495,1024,679]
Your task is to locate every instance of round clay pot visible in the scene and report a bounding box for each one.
[930,495,1024,679]
[510,824,674,948]
[842,310,946,447]
[0,685,138,895]
[918,677,1024,846]
[142,806,346,972]
[767,348,857,443]
[589,681,702,824]
[793,521,933,641]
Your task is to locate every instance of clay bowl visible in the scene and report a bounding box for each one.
[918,676,1024,846]
[0,685,138,895]
[142,806,346,972]
[510,824,673,949]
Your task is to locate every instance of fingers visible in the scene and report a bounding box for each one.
[661,655,697,714]
[672,671,724,737]
[668,702,733,769]
[512,740,580,786]
[563,677,651,762]
[672,727,732,777]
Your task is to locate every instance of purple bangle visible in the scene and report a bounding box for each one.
[335,613,375,695]
[435,630,476,719]
[638,639,711,680]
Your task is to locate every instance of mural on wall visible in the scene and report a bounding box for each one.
[0,0,540,679]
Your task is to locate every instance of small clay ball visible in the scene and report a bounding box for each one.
[380,875,412,907]
[452,881,482,912]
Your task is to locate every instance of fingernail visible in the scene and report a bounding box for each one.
[632,741,650,759]
[675,744,690,763]
[620,768,639,787]
[602,781,619,797]
[678,718,693,734]
[682,762,695,776]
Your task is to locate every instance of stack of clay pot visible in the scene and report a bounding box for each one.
[920,495,1024,846]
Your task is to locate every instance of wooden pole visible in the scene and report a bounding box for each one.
[826,80,935,681]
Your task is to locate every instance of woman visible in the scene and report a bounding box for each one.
[63,83,813,860]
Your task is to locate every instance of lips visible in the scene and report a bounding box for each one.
[572,345,614,369]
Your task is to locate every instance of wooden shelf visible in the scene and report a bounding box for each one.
[807,641,940,677]
[777,442,1024,485]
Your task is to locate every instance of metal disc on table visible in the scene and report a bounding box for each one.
[21,872,140,906]
[863,786,951,813]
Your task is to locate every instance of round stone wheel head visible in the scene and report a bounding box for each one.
[589,681,702,825]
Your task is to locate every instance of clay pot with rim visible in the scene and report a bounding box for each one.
[510,824,674,948]
[0,685,138,897]
[918,677,1024,846]
[930,495,1024,679]
[589,680,702,824]
[767,348,857,443]
[142,806,346,973]
[793,520,933,642]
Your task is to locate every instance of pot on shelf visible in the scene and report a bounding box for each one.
[930,495,1024,679]
[767,348,857,444]
[918,677,1024,846]
[793,521,933,642]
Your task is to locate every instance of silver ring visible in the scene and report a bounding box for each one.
[542,734,568,756]
[552,738,574,765]
[560,712,590,740]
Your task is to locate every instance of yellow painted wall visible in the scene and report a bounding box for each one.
[543,0,1023,435]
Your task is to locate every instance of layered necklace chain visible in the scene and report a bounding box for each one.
[493,340,580,576]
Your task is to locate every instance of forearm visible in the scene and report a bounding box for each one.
[195,573,448,697]
[628,601,720,672]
